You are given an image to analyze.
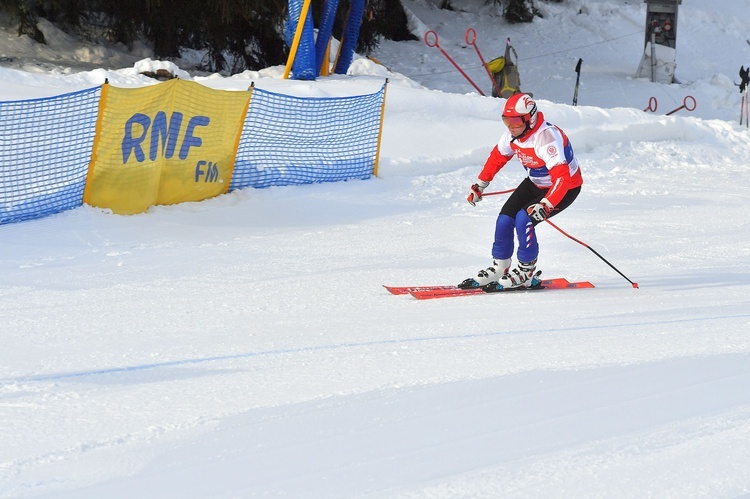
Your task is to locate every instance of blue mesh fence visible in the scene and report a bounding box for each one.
[231,83,386,191]
[0,87,100,225]
[1,82,385,225]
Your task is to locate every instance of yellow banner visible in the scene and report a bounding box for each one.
[84,79,250,215]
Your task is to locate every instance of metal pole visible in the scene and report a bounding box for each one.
[650,32,656,83]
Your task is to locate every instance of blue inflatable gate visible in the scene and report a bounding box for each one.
[285,0,366,80]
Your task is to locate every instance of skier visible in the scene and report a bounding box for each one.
[461,93,583,290]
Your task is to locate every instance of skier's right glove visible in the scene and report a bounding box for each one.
[527,198,553,223]
[467,180,490,206]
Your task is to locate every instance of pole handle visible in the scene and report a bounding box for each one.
[665,95,696,116]
[424,30,439,48]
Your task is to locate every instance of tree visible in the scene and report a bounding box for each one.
[0,0,414,73]
[1,0,88,42]
[311,0,416,55]
[366,0,418,46]
[503,0,535,23]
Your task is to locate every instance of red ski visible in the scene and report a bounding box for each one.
[385,277,594,300]
[383,284,460,296]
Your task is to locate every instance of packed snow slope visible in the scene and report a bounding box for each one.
[1,0,750,497]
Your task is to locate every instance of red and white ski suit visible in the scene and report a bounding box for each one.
[478,111,582,207]
[477,111,583,263]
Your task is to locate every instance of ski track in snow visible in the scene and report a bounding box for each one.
[2,311,750,386]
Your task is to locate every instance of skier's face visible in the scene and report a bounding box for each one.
[503,115,526,136]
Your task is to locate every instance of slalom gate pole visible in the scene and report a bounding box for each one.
[424,30,485,96]
[572,58,582,106]
[544,219,639,288]
[465,28,502,98]
[643,97,657,113]
[665,95,697,116]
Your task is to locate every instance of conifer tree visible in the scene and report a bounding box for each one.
[0,0,417,73]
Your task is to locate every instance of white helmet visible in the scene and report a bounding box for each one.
[502,93,538,139]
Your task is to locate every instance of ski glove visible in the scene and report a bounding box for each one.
[467,180,490,206]
[527,198,553,222]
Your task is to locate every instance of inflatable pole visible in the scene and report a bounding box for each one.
[316,0,341,77]
[283,0,315,80]
[334,0,366,74]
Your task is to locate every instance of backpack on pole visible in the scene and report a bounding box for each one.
[487,38,523,98]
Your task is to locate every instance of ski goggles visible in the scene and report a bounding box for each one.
[502,115,526,127]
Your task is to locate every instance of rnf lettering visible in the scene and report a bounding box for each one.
[121,111,210,164]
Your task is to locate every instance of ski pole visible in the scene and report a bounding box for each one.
[482,188,516,197]
[740,66,749,126]
[572,58,582,106]
[665,95,696,116]
[478,188,638,288]
[424,30,485,96]
[643,97,658,113]
[544,219,639,288]
[465,28,502,98]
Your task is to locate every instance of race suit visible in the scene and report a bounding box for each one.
[478,111,583,263]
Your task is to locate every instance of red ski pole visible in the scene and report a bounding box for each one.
[482,188,516,197]
[544,219,639,288]
[476,187,638,288]
[424,30,485,96]
[465,28,502,98]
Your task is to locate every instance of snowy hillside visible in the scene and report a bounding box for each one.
[1,0,750,497]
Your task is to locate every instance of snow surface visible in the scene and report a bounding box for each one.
[2,0,750,497]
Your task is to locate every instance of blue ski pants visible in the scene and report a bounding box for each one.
[491,177,580,263]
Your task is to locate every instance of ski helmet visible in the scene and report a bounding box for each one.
[502,93,538,139]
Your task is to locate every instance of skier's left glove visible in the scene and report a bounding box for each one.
[527,198,553,222]
[467,180,490,206]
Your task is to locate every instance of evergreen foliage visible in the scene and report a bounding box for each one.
[351,0,418,53]
[503,0,535,23]
[479,0,546,23]
[0,0,417,73]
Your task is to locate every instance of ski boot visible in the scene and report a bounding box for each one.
[458,258,511,289]
[481,259,540,292]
